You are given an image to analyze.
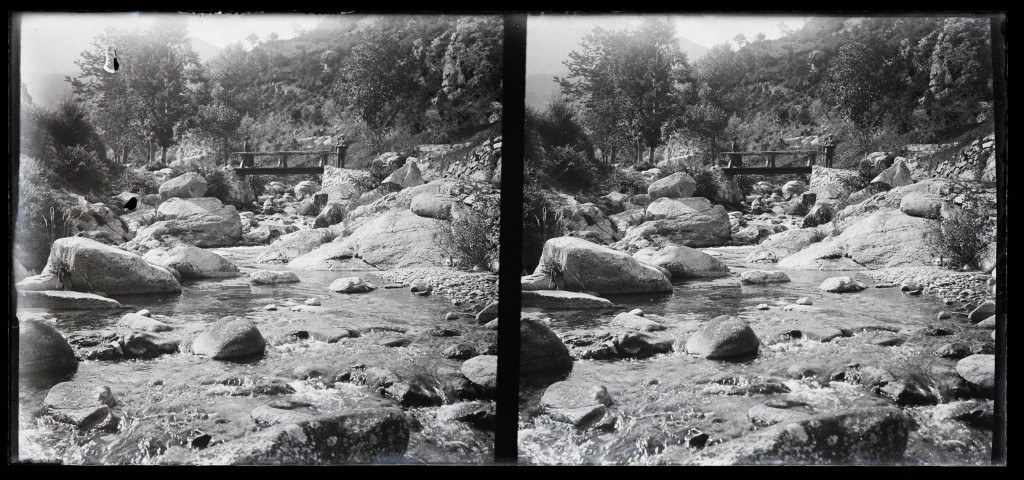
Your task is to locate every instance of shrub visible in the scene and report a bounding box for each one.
[117,168,161,195]
[246,175,269,198]
[931,205,989,269]
[439,196,500,271]
[603,169,649,195]
[203,169,232,204]
[14,155,78,270]
[690,169,721,203]
[522,182,572,272]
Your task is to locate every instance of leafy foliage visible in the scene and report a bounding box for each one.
[931,200,990,269]
[559,18,691,164]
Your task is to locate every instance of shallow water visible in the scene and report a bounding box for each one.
[17,246,495,465]
[519,246,994,465]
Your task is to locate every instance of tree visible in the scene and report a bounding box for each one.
[343,22,422,149]
[70,19,205,166]
[559,19,690,164]
[822,26,909,147]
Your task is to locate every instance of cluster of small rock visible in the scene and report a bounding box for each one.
[866,266,995,310]
[379,267,498,306]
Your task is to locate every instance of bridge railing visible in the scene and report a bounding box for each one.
[718,145,836,173]
[230,145,350,176]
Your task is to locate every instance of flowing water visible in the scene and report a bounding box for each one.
[17,246,495,465]
[519,246,994,466]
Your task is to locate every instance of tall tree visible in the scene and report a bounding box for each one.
[343,21,421,149]
[559,19,690,164]
[70,19,204,166]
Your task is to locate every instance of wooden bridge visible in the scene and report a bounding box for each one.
[719,145,835,176]
[231,145,348,176]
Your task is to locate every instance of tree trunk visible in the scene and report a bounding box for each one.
[121,144,128,165]
[223,137,229,167]
[648,145,655,164]
[161,146,167,166]
[148,139,155,164]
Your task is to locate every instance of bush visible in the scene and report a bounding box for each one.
[246,175,269,198]
[603,169,649,195]
[14,155,78,270]
[117,168,161,195]
[931,205,989,269]
[690,169,721,203]
[439,195,500,271]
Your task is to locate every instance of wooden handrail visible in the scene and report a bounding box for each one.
[720,150,821,156]
[230,150,333,156]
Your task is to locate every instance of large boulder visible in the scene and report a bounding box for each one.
[819,276,866,293]
[694,407,911,465]
[745,229,824,263]
[320,165,371,205]
[143,246,239,278]
[19,318,78,381]
[249,270,300,285]
[634,245,730,278]
[195,407,409,465]
[191,316,266,359]
[42,381,118,430]
[648,172,696,200]
[294,180,318,200]
[781,180,807,200]
[328,277,375,293]
[871,158,914,189]
[18,291,122,310]
[616,197,731,251]
[524,237,671,295]
[801,202,835,228]
[159,172,208,201]
[899,193,943,219]
[521,317,573,378]
[313,202,347,229]
[382,161,425,190]
[955,354,995,397]
[521,290,613,309]
[540,380,613,429]
[411,193,457,220]
[16,237,181,294]
[254,229,336,264]
[294,210,447,270]
[460,355,498,394]
[740,270,791,285]
[808,165,867,205]
[780,210,940,269]
[685,316,760,359]
[132,197,242,249]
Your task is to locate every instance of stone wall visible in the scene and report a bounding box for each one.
[931,134,995,182]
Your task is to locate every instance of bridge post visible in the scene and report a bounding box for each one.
[808,153,817,167]
[279,153,289,168]
[767,154,777,168]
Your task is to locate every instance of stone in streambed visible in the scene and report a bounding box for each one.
[955,354,995,398]
[42,381,118,431]
[118,312,172,332]
[819,276,866,293]
[521,290,613,309]
[17,290,122,310]
[685,316,759,359]
[740,270,791,285]
[611,312,666,332]
[191,316,266,359]
[328,277,375,294]
[520,317,573,378]
[249,270,300,285]
[461,355,497,394]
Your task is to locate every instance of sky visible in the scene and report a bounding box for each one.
[16,12,322,81]
[526,13,809,77]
